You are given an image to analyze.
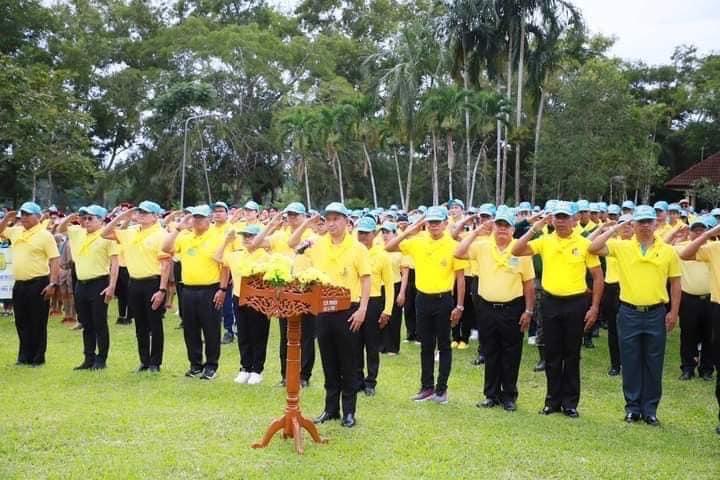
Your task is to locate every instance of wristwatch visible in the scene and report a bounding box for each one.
[455,305,464,311]
[525,309,534,315]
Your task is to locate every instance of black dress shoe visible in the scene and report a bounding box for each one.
[74,361,94,370]
[364,387,376,397]
[624,412,641,423]
[563,408,579,418]
[583,339,595,349]
[135,365,150,373]
[533,360,546,372]
[471,355,486,366]
[700,372,714,381]
[540,406,561,415]
[477,398,499,408]
[148,365,160,373]
[678,371,694,381]
[341,413,356,428]
[300,379,309,388]
[608,367,621,376]
[502,400,517,412]
[91,360,107,370]
[313,412,340,424]
[644,415,660,426]
[716,424,720,435]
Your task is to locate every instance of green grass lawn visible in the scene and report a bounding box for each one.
[0,305,718,479]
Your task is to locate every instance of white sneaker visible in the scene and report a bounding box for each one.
[528,336,537,346]
[234,370,251,384]
[469,329,479,341]
[247,372,263,385]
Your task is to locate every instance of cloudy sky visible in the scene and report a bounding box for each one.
[571,0,719,65]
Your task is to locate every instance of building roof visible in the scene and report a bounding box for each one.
[665,151,720,189]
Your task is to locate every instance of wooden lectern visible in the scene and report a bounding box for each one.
[239,275,351,454]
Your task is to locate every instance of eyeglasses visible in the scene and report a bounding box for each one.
[427,220,443,225]
[81,216,95,222]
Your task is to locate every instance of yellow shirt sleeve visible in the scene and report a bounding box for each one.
[667,248,681,278]
[519,256,536,282]
[356,245,372,278]
[43,231,60,259]
[528,236,544,255]
[381,255,394,315]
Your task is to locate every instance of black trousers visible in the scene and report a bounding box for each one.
[404,269,418,341]
[711,302,720,420]
[542,293,590,410]
[181,285,221,370]
[174,261,183,320]
[317,305,359,416]
[382,283,402,354]
[470,277,486,356]
[13,276,50,365]
[75,276,110,363]
[478,297,525,402]
[128,277,165,367]
[279,314,316,382]
[679,292,714,375]
[234,300,269,373]
[416,291,453,393]
[358,296,383,389]
[116,267,130,320]
[601,282,621,369]
[452,275,476,343]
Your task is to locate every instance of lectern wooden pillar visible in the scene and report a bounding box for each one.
[239,275,351,454]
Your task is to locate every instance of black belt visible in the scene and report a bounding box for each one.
[14,275,49,285]
[183,283,220,290]
[545,292,589,301]
[682,292,710,301]
[130,275,160,282]
[480,296,523,309]
[77,275,109,285]
[620,301,665,312]
[417,291,452,299]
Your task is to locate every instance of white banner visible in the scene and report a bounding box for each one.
[0,245,14,299]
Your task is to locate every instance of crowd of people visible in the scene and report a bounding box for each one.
[1,197,719,433]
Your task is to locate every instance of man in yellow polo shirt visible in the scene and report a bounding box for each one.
[589,205,681,426]
[513,201,603,418]
[59,206,119,370]
[386,206,467,405]
[355,215,394,396]
[0,202,60,366]
[456,206,535,412]
[162,205,228,380]
[290,202,370,428]
[102,201,171,373]
[680,216,720,436]
[379,221,408,356]
[209,201,236,345]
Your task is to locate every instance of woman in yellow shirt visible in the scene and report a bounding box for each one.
[380,222,407,356]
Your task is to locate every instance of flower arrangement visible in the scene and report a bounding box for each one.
[243,254,331,290]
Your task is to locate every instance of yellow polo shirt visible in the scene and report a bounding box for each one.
[696,241,720,303]
[269,227,312,257]
[67,226,120,280]
[368,244,394,315]
[173,229,224,286]
[115,223,169,279]
[673,241,710,296]
[305,233,371,303]
[607,238,681,305]
[223,247,269,297]
[3,224,60,280]
[399,232,468,294]
[528,232,600,296]
[469,238,534,302]
[605,256,620,284]
[388,251,403,284]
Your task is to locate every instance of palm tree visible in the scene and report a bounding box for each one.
[347,95,382,208]
[277,106,317,208]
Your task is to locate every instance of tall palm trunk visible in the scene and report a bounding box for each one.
[447,131,455,199]
[462,44,472,206]
[405,138,414,208]
[431,129,439,205]
[302,156,311,209]
[501,28,513,205]
[47,169,53,204]
[394,147,406,209]
[362,142,379,208]
[514,14,526,204]
[531,86,546,205]
[334,150,345,203]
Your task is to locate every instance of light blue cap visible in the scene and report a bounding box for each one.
[350,209,362,218]
[653,201,668,212]
[711,208,720,216]
[324,202,349,217]
[409,213,422,224]
[417,205,427,214]
[190,204,212,217]
[701,214,718,229]
[284,202,306,215]
[668,203,682,213]
[632,205,657,221]
[425,206,448,222]
[79,205,108,218]
[243,201,260,211]
[138,201,163,215]
[517,201,532,212]
[544,199,558,212]
[569,202,580,215]
[384,210,398,219]
[589,202,601,213]
[478,203,496,217]
[598,202,608,212]
[576,199,591,212]
[533,206,541,213]
[389,204,399,211]
[467,207,478,214]
[212,201,229,211]
[494,206,515,226]
[607,204,621,215]
[621,200,636,210]
[19,201,42,215]
[553,201,574,216]
[240,224,262,235]
[356,216,377,233]
[448,199,465,210]
[380,221,397,233]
